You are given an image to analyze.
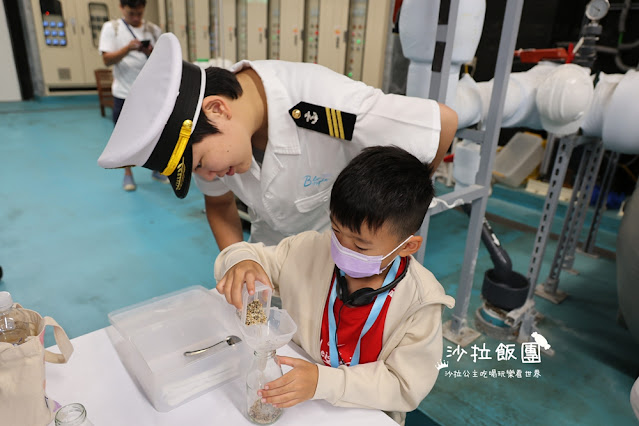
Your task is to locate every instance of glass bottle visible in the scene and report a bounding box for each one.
[55,403,94,426]
[246,350,284,425]
[0,291,30,346]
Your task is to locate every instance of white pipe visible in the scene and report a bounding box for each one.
[399,0,485,107]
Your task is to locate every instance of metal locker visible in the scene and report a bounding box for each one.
[312,0,349,73]
[269,0,304,61]
[166,0,189,59]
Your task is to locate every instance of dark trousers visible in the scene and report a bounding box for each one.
[112,97,125,125]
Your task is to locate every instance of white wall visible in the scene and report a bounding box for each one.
[0,0,22,101]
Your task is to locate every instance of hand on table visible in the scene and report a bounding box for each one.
[258,356,319,408]
[216,260,273,309]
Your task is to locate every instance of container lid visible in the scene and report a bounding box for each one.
[0,291,13,312]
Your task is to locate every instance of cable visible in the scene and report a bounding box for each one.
[429,196,465,210]
[614,0,634,71]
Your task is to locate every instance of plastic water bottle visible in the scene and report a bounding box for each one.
[0,291,30,345]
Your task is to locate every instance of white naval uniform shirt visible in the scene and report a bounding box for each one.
[98,20,161,99]
[195,60,441,246]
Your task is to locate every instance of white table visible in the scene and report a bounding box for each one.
[46,327,396,426]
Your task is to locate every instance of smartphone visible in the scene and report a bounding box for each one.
[141,39,150,48]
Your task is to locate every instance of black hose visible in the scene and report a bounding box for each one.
[461,205,512,282]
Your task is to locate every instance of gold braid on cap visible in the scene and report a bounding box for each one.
[162,120,193,176]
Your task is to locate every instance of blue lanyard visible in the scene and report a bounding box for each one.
[328,256,401,367]
[121,19,138,40]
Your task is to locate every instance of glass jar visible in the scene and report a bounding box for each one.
[55,403,94,426]
[246,350,283,425]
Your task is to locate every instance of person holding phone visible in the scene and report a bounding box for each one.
[98,0,164,191]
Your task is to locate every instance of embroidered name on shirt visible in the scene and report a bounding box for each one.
[304,175,330,187]
[289,101,356,141]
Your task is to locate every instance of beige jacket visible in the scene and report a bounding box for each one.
[214,231,455,424]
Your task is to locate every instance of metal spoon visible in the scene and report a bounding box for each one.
[183,335,242,357]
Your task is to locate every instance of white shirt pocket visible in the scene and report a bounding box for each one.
[294,186,332,213]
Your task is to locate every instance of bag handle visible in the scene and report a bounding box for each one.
[43,316,74,364]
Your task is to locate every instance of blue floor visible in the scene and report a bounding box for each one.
[1,96,637,425]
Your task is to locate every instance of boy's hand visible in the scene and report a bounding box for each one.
[258,357,318,408]
[216,260,272,309]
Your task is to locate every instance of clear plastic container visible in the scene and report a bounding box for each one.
[107,286,251,412]
[453,140,481,190]
[0,291,30,346]
[240,281,272,327]
[246,350,283,425]
[493,132,544,187]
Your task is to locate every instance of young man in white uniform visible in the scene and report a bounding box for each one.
[99,0,164,191]
[97,34,458,249]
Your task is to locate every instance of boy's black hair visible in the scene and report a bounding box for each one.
[330,146,434,240]
[120,0,146,7]
[190,67,243,144]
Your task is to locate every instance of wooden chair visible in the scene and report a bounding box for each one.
[94,69,114,117]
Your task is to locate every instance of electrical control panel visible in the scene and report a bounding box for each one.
[186,0,210,61]
[303,0,320,63]
[269,0,304,61]
[360,0,390,88]
[237,0,267,60]
[30,0,120,92]
[345,0,367,81]
[304,0,349,73]
[166,0,189,59]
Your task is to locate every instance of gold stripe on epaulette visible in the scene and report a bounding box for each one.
[336,110,345,139]
[330,108,339,138]
[325,107,334,137]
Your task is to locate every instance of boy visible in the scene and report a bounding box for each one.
[215,146,455,424]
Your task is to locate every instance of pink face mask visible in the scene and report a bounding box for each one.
[330,231,413,278]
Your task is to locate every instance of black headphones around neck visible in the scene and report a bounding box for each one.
[335,258,410,307]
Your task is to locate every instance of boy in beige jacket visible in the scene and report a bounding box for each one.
[215,146,455,424]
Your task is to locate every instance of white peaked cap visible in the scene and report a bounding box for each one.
[98,33,206,198]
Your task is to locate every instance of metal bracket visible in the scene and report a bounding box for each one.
[442,320,482,347]
[535,284,568,304]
